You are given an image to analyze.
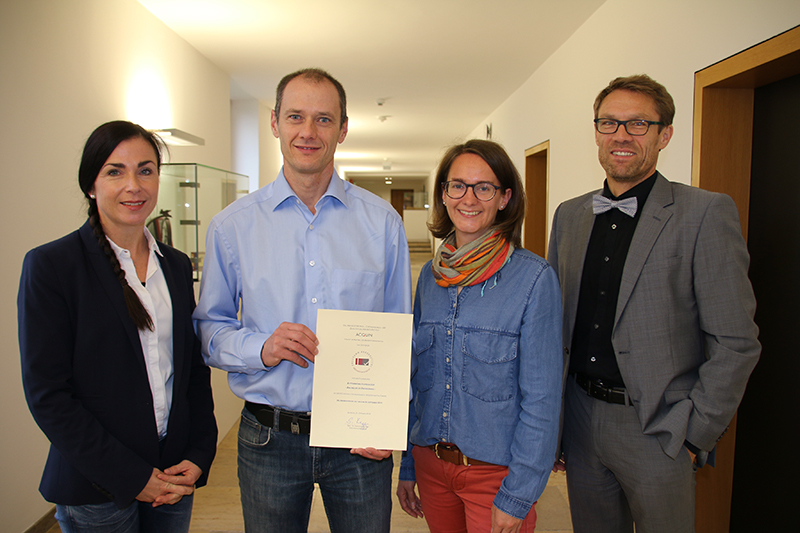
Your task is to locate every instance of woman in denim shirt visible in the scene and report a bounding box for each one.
[396,140,563,533]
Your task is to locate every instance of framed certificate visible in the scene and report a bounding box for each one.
[309,309,413,450]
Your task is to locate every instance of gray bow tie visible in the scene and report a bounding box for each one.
[592,195,638,217]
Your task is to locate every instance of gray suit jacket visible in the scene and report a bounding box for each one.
[548,173,760,464]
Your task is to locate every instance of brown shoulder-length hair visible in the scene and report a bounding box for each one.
[428,139,525,247]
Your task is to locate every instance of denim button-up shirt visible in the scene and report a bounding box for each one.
[400,248,563,519]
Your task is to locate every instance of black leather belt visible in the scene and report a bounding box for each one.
[575,374,628,405]
[245,401,311,435]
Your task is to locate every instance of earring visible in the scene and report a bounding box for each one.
[89,194,96,199]
[443,200,446,206]
[500,204,505,210]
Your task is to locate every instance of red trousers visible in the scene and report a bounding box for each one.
[413,445,538,533]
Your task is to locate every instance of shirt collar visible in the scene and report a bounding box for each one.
[273,167,348,210]
[603,171,658,204]
[106,228,163,257]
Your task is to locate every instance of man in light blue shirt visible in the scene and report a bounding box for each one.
[194,68,412,533]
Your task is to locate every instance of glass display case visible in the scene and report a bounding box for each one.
[153,163,249,281]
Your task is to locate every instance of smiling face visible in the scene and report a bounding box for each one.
[595,89,673,194]
[90,136,159,242]
[443,153,512,248]
[271,76,348,182]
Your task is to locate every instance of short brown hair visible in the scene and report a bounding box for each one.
[594,74,675,126]
[274,68,347,126]
[429,139,525,247]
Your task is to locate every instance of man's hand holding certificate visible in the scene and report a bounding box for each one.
[310,309,413,451]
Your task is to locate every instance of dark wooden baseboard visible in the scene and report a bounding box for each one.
[25,506,56,533]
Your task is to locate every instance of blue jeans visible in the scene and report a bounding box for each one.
[55,495,193,532]
[237,407,392,533]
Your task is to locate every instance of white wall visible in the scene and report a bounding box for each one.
[231,97,284,190]
[468,0,800,236]
[403,209,432,241]
[0,0,238,530]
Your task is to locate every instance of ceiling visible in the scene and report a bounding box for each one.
[138,0,606,182]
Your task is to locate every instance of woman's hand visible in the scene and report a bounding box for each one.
[396,480,424,518]
[159,459,203,487]
[491,504,523,533]
[136,468,194,507]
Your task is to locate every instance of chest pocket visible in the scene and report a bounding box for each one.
[330,269,382,311]
[461,331,518,402]
[413,325,435,392]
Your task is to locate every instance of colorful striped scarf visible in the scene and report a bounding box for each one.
[431,228,514,287]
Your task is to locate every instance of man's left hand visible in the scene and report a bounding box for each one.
[350,447,392,460]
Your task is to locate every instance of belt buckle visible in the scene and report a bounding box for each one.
[290,415,300,435]
[590,379,608,402]
[433,443,443,460]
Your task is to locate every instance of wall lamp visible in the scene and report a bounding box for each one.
[153,128,205,146]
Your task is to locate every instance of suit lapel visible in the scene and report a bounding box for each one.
[614,174,674,328]
[79,222,148,369]
[563,194,597,340]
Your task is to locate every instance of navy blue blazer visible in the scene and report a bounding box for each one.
[19,221,217,508]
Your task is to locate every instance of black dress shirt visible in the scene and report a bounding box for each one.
[569,173,657,387]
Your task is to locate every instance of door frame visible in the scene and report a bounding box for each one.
[524,140,549,257]
[692,24,800,533]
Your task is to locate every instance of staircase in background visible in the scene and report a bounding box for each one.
[408,240,432,254]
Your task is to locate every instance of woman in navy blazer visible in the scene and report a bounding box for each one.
[18,121,217,532]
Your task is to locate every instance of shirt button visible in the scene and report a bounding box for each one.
[600,290,606,296]
[446,384,450,390]
[309,260,315,267]
[311,297,318,304]
[594,324,599,329]
[443,412,448,418]
[447,330,451,335]
[446,357,450,363]
[604,256,610,262]
[309,224,314,230]
[452,302,457,308]
[591,357,597,362]
[611,224,617,230]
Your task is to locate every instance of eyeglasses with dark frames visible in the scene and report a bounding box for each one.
[442,181,501,202]
[594,118,664,136]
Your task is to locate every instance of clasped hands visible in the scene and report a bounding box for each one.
[136,460,201,507]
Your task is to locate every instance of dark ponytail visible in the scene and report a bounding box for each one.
[79,121,165,331]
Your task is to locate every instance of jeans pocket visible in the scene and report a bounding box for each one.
[238,410,272,447]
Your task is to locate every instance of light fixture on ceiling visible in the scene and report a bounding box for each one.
[378,115,391,122]
[153,128,205,146]
[383,159,391,171]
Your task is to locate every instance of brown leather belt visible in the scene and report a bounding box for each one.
[427,443,494,466]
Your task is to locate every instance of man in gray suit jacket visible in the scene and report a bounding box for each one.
[548,74,760,533]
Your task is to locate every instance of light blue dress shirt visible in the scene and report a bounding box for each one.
[400,249,563,519]
[194,169,412,412]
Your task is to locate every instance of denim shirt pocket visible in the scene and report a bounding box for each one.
[413,325,436,392]
[461,330,518,402]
